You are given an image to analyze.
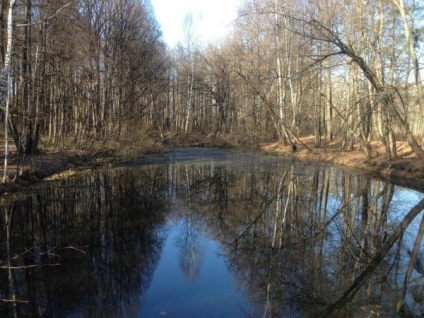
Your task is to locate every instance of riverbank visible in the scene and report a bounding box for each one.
[162,132,424,191]
[259,137,424,191]
[0,130,164,196]
[0,132,423,196]
[0,151,92,196]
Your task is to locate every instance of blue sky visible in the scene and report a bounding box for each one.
[150,0,242,47]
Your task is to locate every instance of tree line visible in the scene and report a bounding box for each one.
[168,0,424,161]
[0,0,167,155]
[0,0,423,164]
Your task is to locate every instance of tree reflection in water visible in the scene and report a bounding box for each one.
[0,167,169,317]
[157,151,424,317]
[173,164,206,282]
[1,149,424,317]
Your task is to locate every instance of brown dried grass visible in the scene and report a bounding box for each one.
[260,136,424,191]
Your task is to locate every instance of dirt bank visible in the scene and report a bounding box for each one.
[161,132,424,192]
[259,137,424,192]
[0,130,163,196]
[0,132,423,197]
[0,152,92,196]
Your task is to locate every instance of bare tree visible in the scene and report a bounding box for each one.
[1,0,16,182]
[392,0,424,135]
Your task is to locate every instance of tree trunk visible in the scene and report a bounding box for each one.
[393,0,424,125]
[1,0,16,182]
[328,30,424,160]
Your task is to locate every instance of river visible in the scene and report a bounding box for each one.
[1,148,424,317]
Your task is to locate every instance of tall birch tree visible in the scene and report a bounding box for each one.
[1,0,16,182]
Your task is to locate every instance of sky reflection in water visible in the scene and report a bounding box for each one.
[139,221,250,318]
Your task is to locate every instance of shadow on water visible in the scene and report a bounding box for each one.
[1,148,424,317]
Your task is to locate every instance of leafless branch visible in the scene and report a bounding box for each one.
[1,299,29,303]
[0,263,61,269]
[16,2,74,27]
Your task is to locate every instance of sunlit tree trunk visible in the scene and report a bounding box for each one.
[2,0,16,182]
[393,0,424,134]
[324,56,333,143]
[274,0,291,146]
[183,14,195,133]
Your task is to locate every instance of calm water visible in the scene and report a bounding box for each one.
[1,148,424,317]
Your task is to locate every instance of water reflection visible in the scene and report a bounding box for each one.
[1,148,424,317]
[0,168,168,317]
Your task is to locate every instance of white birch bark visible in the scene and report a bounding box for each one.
[2,0,16,183]
[274,0,293,146]
[183,14,195,133]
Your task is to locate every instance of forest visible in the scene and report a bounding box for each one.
[0,0,423,172]
[1,1,424,316]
